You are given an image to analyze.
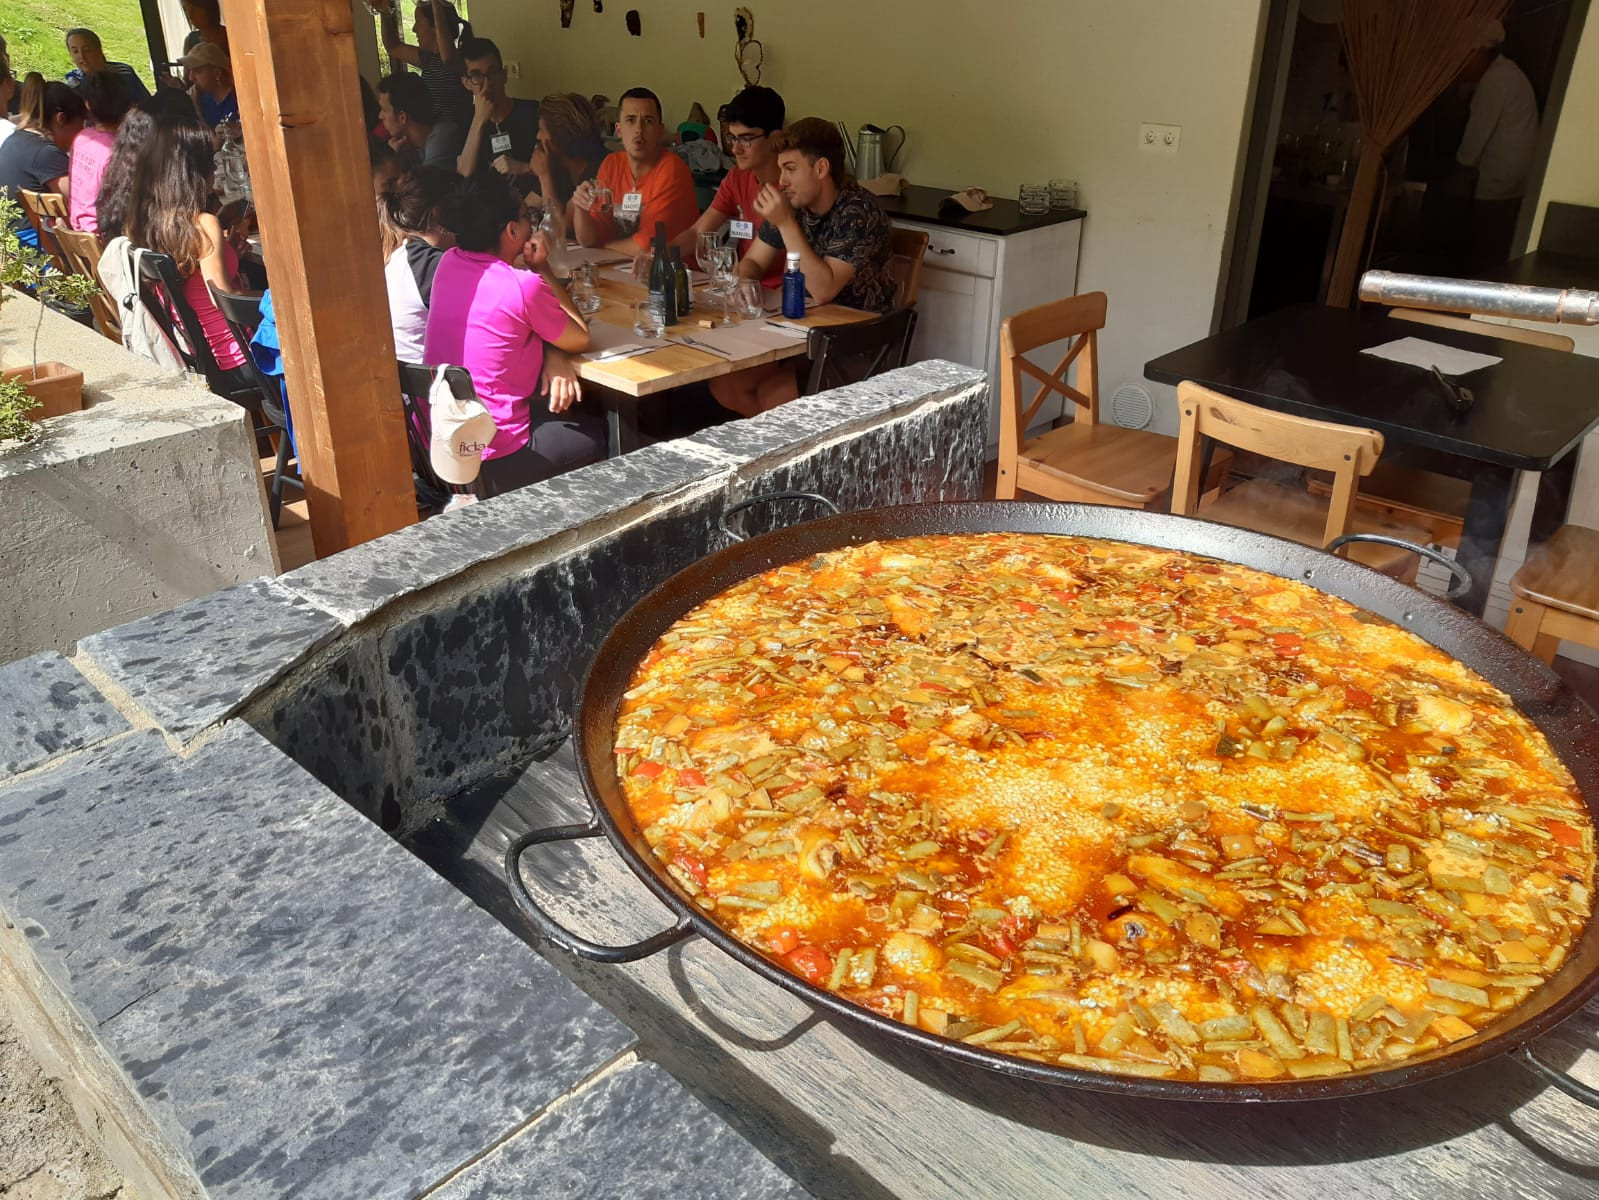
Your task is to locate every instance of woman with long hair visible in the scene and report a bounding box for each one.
[124,119,250,376]
[96,91,203,242]
[531,92,606,237]
[373,0,471,142]
[0,81,86,245]
[379,165,456,362]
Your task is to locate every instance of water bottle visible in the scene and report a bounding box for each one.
[217,127,250,205]
[782,251,805,319]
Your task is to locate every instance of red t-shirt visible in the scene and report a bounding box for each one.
[591,150,700,251]
[711,168,783,288]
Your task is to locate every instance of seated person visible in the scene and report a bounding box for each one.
[455,37,540,193]
[709,118,894,418]
[69,71,136,233]
[379,165,456,363]
[378,71,459,169]
[181,42,237,128]
[0,83,86,249]
[672,85,784,286]
[181,0,230,55]
[64,28,150,112]
[571,87,698,254]
[371,138,403,196]
[375,0,471,139]
[529,92,606,242]
[424,177,603,497]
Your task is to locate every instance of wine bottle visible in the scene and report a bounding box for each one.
[670,246,692,315]
[648,222,677,328]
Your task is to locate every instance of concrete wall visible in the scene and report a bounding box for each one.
[0,297,277,662]
[1528,6,1599,248]
[472,0,1266,434]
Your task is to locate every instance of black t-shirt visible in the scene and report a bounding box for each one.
[466,98,540,192]
[0,129,69,230]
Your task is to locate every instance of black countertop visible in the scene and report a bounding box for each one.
[876,183,1085,236]
[1487,250,1599,294]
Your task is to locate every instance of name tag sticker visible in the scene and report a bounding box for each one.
[489,133,513,155]
[620,191,644,214]
[729,219,755,240]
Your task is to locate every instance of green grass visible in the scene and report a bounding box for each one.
[7,0,156,88]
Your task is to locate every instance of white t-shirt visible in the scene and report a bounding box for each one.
[384,237,445,363]
[1457,54,1539,201]
[0,118,16,149]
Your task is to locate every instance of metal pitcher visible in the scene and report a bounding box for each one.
[854,124,905,180]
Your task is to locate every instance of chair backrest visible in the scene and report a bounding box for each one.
[137,251,237,393]
[802,308,918,396]
[50,225,122,341]
[206,281,290,428]
[397,360,478,505]
[998,291,1106,457]
[1389,308,1576,353]
[17,189,70,274]
[1172,381,1385,550]
[888,227,929,310]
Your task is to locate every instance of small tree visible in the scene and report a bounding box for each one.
[0,194,103,382]
[0,376,41,443]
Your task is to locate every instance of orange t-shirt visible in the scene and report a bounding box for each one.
[592,150,700,250]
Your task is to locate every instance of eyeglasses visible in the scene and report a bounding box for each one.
[462,69,498,83]
[726,131,768,146]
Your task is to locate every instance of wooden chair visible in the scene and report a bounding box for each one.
[1172,382,1431,581]
[801,307,918,396]
[997,292,1185,509]
[50,225,122,342]
[1505,525,1599,663]
[888,227,929,310]
[17,189,70,275]
[1389,308,1577,353]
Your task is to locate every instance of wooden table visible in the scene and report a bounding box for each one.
[574,270,870,455]
[1144,303,1599,616]
[414,743,1599,1200]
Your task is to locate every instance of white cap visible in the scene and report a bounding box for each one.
[429,398,497,485]
[786,252,802,268]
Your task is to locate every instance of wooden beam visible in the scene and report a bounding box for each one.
[223,0,416,555]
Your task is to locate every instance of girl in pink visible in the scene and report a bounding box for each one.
[425,178,601,496]
[68,70,134,234]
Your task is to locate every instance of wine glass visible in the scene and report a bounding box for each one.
[696,229,722,271]
[709,244,737,296]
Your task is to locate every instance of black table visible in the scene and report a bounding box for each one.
[1145,303,1599,615]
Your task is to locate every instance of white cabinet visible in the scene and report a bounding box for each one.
[891,215,1083,445]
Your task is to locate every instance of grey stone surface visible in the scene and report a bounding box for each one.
[432,1059,810,1200]
[0,724,635,1200]
[77,578,340,741]
[0,651,130,779]
[279,441,735,626]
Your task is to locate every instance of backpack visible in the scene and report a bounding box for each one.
[96,236,188,373]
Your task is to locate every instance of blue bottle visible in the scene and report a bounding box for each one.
[781,251,806,319]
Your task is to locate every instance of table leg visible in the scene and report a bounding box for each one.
[1527,451,1577,548]
[1453,463,1516,617]
[603,395,642,458]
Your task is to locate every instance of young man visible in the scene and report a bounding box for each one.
[180,41,237,128]
[671,85,784,285]
[572,87,698,254]
[454,37,539,193]
[64,29,150,113]
[709,117,895,417]
[378,71,457,169]
[1456,17,1539,273]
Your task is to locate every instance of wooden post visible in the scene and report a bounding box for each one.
[1325,142,1385,309]
[223,0,416,555]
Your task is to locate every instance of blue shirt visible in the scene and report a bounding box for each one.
[199,89,240,127]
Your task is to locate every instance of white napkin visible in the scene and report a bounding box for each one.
[1360,337,1501,375]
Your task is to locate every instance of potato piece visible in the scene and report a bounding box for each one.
[1237,1048,1286,1078]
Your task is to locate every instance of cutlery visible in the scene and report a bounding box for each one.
[678,335,733,358]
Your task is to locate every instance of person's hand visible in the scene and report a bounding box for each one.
[541,347,581,414]
[754,183,795,230]
[530,143,550,179]
[367,0,392,14]
[572,179,598,212]
[493,155,530,177]
[521,228,552,271]
[389,134,408,152]
[471,90,493,121]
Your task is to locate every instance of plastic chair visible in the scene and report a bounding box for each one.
[396,361,480,512]
[207,281,304,528]
[801,307,918,397]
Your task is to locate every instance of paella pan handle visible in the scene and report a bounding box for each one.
[1323,533,1473,600]
[718,491,840,543]
[1512,1043,1599,1108]
[505,821,694,963]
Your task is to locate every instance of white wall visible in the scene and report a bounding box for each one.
[472,0,1266,433]
[1528,6,1599,248]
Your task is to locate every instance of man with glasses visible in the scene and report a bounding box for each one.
[672,86,784,286]
[572,87,698,254]
[455,37,539,193]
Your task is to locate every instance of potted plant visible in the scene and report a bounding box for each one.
[0,194,101,421]
[0,375,41,445]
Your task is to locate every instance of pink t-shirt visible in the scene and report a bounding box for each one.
[178,241,246,371]
[710,168,782,288]
[423,249,570,460]
[68,127,115,234]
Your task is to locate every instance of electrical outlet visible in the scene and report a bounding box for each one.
[1138,123,1181,154]
[505,60,521,80]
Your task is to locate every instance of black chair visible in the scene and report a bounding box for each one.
[205,280,304,529]
[135,252,259,408]
[396,361,479,512]
[801,306,918,397]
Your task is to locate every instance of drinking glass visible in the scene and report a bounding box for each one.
[1048,178,1078,210]
[630,250,655,288]
[631,298,663,339]
[709,244,737,295]
[1019,183,1050,215]
[571,263,601,315]
[592,184,613,214]
[696,229,722,271]
[734,279,764,320]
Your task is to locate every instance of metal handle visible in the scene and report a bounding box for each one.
[718,491,840,543]
[1324,532,1473,599]
[1512,1043,1599,1108]
[505,821,693,963]
[930,246,956,256]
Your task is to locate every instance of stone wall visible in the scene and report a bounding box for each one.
[0,297,275,662]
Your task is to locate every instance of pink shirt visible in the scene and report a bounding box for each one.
[710,168,782,288]
[423,249,570,460]
[68,127,115,234]
[179,241,246,371]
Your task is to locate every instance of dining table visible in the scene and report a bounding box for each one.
[1144,302,1599,617]
[567,254,872,456]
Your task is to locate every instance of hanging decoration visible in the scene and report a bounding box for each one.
[560,0,575,28]
[626,9,642,36]
[735,7,763,86]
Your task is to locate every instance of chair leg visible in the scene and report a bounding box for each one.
[994,456,1019,500]
[268,431,292,529]
[1505,598,1558,663]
